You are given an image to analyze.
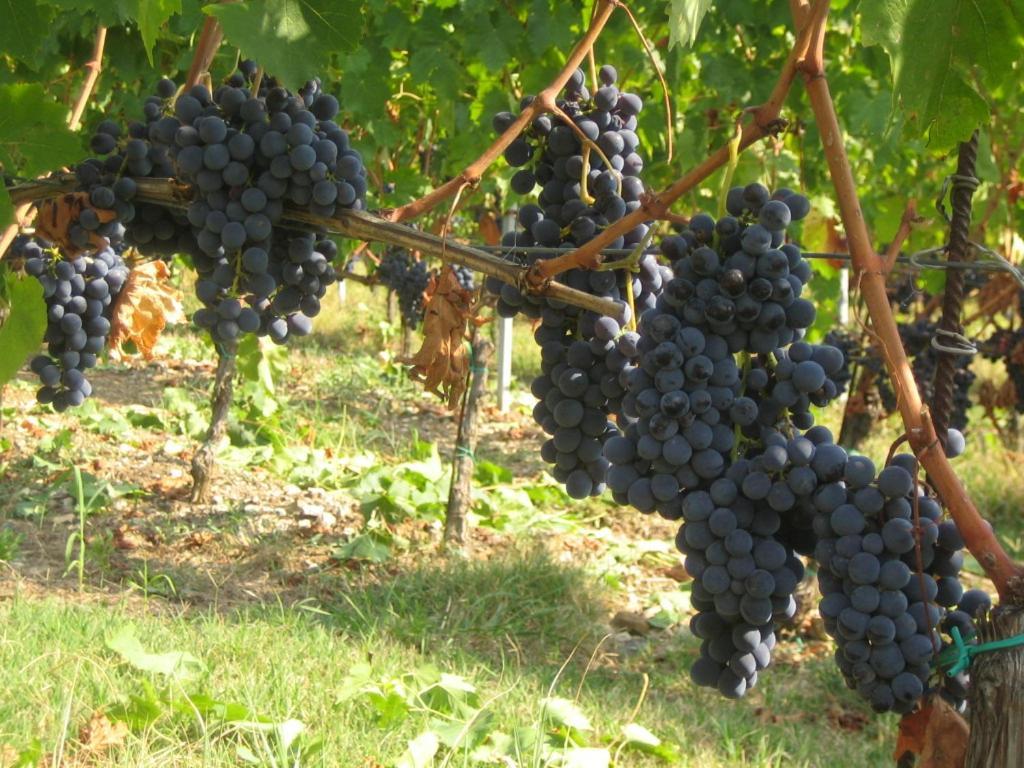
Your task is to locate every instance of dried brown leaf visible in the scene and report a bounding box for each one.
[403,269,475,408]
[78,711,128,753]
[920,697,968,768]
[895,696,968,768]
[108,260,185,359]
[35,194,115,256]
[478,213,501,246]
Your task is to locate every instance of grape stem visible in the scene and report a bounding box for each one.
[385,0,619,223]
[185,11,226,90]
[793,0,1023,601]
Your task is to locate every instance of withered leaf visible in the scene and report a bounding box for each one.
[78,711,128,753]
[35,193,115,256]
[895,695,968,768]
[108,260,185,359]
[403,267,475,408]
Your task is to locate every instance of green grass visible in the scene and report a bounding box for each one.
[0,548,895,767]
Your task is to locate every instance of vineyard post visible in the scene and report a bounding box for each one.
[445,331,494,551]
[795,3,1024,762]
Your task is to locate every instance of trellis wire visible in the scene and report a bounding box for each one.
[473,243,1024,284]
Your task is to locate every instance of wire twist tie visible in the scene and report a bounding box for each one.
[930,328,977,356]
[936,625,1024,677]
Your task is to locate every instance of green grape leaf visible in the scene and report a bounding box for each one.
[859,0,1023,149]
[0,0,56,68]
[131,0,182,66]
[0,83,86,178]
[0,270,47,389]
[859,0,908,51]
[205,0,362,88]
[667,0,713,49]
[38,0,127,26]
[0,187,12,230]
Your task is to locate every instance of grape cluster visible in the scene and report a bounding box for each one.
[78,105,184,255]
[678,457,807,698]
[493,63,648,258]
[487,64,671,496]
[659,184,814,354]
[18,237,129,410]
[743,342,847,431]
[983,327,1024,412]
[603,191,822,518]
[452,264,476,292]
[528,257,666,498]
[490,63,654,322]
[376,248,429,328]
[79,61,366,345]
[822,329,856,398]
[808,445,980,712]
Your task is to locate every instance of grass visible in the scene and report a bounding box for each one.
[1,271,1019,766]
[0,547,896,767]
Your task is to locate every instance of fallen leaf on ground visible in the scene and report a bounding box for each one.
[665,564,690,582]
[611,610,651,636]
[827,705,869,732]
[109,260,185,359]
[78,711,128,753]
[113,525,148,550]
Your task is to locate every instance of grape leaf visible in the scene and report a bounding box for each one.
[205,0,362,88]
[105,625,204,680]
[131,0,182,66]
[859,0,1023,149]
[0,187,12,230]
[0,270,46,389]
[0,0,56,68]
[0,83,86,178]
[667,0,713,49]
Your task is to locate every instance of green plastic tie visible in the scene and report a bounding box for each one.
[935,625,1024,677]
[455,445,475,460]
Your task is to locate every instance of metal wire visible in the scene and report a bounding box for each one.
[473,243,1024,283]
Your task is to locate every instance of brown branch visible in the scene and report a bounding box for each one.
[386,0,619,223]
[881,200,919,274]
[185,14,225,90]
[68,26,107,131]
[526,1,824,287]
[6,176,628,321]
[795,4,1022,600]
[0,203,34,261]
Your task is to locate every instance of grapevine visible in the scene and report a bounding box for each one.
[0,1,1020,762]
